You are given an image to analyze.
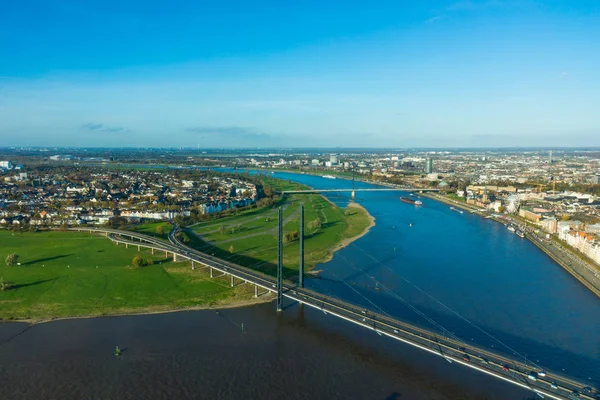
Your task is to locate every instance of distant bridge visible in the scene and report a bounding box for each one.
[67,226,597,400]
[280,188,440,195]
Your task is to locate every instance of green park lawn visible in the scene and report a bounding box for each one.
[129,220,172,240]
[0,231,253,321]
[187,193,373,280]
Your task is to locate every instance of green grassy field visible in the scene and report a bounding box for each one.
[187,193,373,279]
[129,221,172,240]
[0,231,255,321]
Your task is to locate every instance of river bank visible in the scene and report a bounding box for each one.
[4,294,274,325]
[0,302,525,400]
[421,192,600,298]
[319,202,376,265]
[0,231,270,322]
[186,191,375,276]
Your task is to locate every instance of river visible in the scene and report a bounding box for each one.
[267,171,600,383]
[0,169,598,400]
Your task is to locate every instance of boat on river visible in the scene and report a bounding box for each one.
[322,175,336,179]
[449,206,464,214]
[507,225,516,232]
[516,230,525,238]
[401,197,422,206]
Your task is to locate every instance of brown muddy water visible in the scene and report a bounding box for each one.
[0,302,532,400]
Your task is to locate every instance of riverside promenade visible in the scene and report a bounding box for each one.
[422,192,600,298]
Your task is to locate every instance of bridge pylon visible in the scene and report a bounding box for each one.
[276,207,283,312]
[351,169,356,200]
[299,204,304,288]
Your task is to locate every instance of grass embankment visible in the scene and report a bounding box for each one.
[0,231,259,321]
[129,221,172,241]
[186,190,374,280]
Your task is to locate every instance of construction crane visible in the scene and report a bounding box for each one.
[538,178,557,195]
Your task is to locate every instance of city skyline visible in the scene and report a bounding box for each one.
[1,0,599,147]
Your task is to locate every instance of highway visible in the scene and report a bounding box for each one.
[70,226,599,400]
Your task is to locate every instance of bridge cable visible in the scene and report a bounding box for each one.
[349,242,543,370]
[335,252,468,347]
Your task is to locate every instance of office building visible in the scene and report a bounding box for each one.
[425,158,433,174]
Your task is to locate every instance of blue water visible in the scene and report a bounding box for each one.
[221,169,600,386]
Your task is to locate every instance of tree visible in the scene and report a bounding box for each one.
[218,225,225,235]
[498,206,506,213]
[132,256,144,268]
[5,253,19,266]
[561,215,570,221]
[309,217,322,231]
[0,276,11,292]
[155,225,165,235]
[229,245,234,254]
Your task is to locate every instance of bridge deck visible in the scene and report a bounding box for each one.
[280,188,439,194]
[69,227,597,400]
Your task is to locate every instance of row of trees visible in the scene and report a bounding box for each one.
[217,224,243,235]
[131,256,154,268]
[175,231,191,244]
[171,177,276,227]
[283,230,300,243]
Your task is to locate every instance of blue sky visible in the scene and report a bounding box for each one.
[1,0,599,148]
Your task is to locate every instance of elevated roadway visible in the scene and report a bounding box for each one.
[280,188,439,194]
[69,226,598,400]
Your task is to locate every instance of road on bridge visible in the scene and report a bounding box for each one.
[70,227,598,400]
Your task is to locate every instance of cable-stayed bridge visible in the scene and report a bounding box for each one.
[280,188,439,194]
[69,225,598,400]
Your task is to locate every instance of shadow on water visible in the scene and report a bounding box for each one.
[310,278,600,388]
[11,278,57,290]
[384,393,403,400]
[22,254,72,266]
[182,223,599,389]
[282,302,523,400]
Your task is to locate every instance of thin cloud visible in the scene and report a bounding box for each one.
[426,15,446,23]
[559,71,570,80]
[185,126,272,141]
[81,123,130,133]
[446,0,523,11]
